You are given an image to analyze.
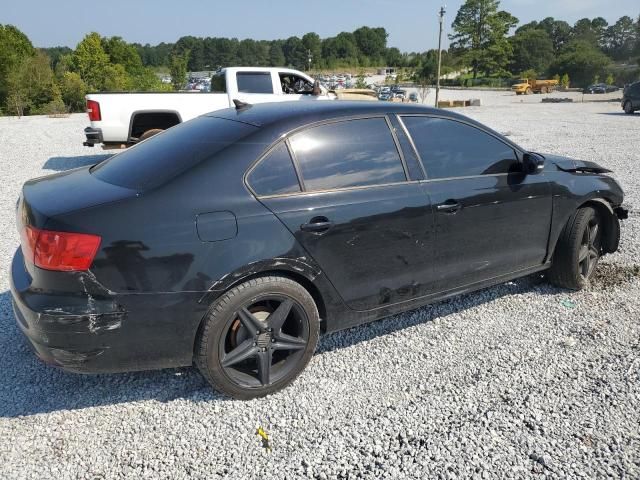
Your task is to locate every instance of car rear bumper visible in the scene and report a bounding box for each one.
[10,248,124,372]
[10,248,205,374]
[83,126,103,147]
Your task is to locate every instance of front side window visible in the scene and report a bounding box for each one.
[401,116,519,179]
[289,118,407,191]
[248,142,300,196]
[236,72,274,94]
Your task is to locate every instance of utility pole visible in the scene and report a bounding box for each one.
[307,49,312,72]
[435,5,446,108]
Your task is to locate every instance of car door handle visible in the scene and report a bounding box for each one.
[300,217,334,233]
[436,201,462,213]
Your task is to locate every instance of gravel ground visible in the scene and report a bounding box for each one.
[1,91,639,479]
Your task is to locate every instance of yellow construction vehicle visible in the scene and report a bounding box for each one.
[511,78,559,95]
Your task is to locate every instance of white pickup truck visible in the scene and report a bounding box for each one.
[83,67,346,148]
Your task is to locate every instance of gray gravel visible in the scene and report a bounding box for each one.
[1,92,639,479]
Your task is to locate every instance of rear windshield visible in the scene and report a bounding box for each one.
[91,117,257,190]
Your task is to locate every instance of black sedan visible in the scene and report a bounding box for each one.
[583,83,619,94]
[11,101,627,399]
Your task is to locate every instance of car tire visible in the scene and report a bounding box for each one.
[196,275,320,399]
[624,101,634,115]
[548,207,602,290]
[139,128,164,141]
[526,88,532,95]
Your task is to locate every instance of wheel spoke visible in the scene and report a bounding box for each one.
[237,307,264,333]
[267,299,293,332]
[578,245,589,262]
[272,332,307,351]
[222,338,258,367]
[589,223,599,246]
[257,349,272,385]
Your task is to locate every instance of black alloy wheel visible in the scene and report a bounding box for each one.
[219,296,310,388]
[578,216,601,282]
[196,276,319,399]
[549,207,603,290]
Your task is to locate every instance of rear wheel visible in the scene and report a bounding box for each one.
[139,128,164,141]
[196,276,320,399]
[549,207,602,290]
[624,101,634,115]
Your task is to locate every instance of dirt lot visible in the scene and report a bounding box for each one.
[0,91,638,479]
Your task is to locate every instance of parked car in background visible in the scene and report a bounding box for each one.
[584,83,619,94]
[12,101,627,399]
[409,92,419,103]
[622,81,640,114]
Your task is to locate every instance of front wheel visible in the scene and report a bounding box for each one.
[196,276,320,399]
[549,207,602,290]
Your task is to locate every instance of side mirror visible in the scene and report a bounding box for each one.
[523,152,545,175]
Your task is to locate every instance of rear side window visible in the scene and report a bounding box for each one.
[401,116,518,179]
[289,118,406,191]
[210,73,226,93]
[248,142,301,196]
[91,117,257,190]
[236,72,273,94]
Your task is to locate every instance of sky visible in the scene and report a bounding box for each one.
[2,0,638,52]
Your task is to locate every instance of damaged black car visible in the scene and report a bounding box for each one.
[10,101,627,399]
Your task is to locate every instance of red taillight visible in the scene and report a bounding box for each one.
[21,226,101,271]
[87,99,101,122]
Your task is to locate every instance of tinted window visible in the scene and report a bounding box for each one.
[248,142,300,196]
[402,116,518,179]
[211,73,226,93]
[92,117,257,190]
[236,72,273,94]
[290,118,406,191]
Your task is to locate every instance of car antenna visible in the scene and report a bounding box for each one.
[233,99,252,111]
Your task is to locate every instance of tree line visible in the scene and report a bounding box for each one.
[1,0,639,116]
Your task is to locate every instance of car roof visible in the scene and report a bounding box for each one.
[208,101,453,129]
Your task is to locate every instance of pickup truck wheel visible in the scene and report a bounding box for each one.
[196,275,320,399]
[526,88,532,95]
[624,101,634,115]
[140,128,164,141]
[541,87,548,94]
[549,207,602,290]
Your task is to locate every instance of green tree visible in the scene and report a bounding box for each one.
[71,32,110,90]
[5,51,58,115]
[538,17,572,52]
[302,32,322,69]
[550,40,611,87]
[449,0,518,78]
[169,51,189,90]
[174,36,204,71]
[102,36,144,75]
[268,42,285,66]
[603,16,637,60]
[282,37,307,69]
[60,71,87,111]
[0,24,35,107]
[353,26,388,58]
[510,28,554,75]
[103,63,130,91]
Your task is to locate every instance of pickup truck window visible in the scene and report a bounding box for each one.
[211,74,227,93]
[237,72,274,94]
[91,117,257,190]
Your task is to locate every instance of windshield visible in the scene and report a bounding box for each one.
[91,116,257,190]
